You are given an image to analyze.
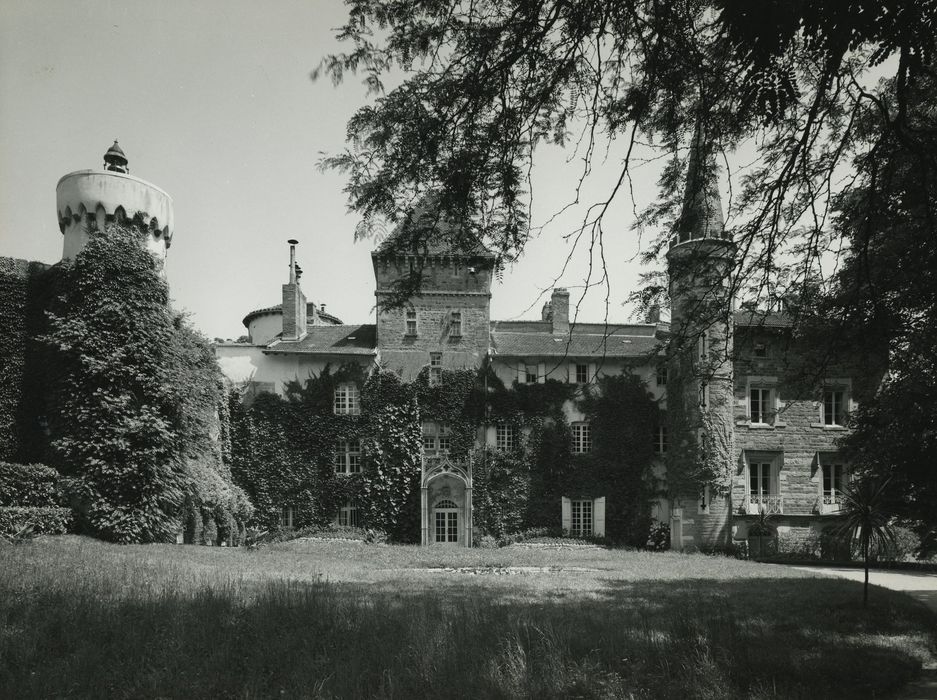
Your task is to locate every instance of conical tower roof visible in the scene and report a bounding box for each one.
[675,122,725,243]
[103,140,129,173]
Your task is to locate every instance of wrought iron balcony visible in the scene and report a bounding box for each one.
[818,493,844,514]
[745,494,783,515]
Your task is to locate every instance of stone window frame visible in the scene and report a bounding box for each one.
[429,352,443,387]
[279,505,294,529]
[571,421,592,454]
[744,451,783,515]
[333,383,361,415]
[811,378,853,429]
[741,375,785,428]
[449,310,463,337]
[405,309,418,337]
[333,439,363,475]
[422,422,451,454]
[816,452,850,514]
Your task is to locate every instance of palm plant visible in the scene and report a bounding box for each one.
[833,476,896,608]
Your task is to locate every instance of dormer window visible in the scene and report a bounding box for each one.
[450,311,462,337]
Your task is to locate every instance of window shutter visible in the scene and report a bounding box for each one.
[569,363,576,383]
[561,497,571,531]
[517,362,526,384]
[588,363,596,383]
[537,362,546,383]
[593,497,606,537]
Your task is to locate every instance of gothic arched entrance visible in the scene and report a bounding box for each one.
[421,456,473,547]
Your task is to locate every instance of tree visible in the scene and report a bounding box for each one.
[318,0,937,313]
[46,223,250,543]
[834,477,896,608]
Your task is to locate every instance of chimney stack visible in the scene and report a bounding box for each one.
[282,239,307,340]
[550,288,569,335]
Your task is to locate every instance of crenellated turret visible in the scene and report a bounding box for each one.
[56,141,174,264]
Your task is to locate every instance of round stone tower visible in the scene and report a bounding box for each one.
[56,141,174,263]
[665,124,736,550]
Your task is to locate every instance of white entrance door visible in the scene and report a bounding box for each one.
[434,499,459,544]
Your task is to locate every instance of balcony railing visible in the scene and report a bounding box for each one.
[746,494,783,515]
[818,493,844,514]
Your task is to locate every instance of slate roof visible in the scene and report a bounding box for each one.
[490,321,661,358]
[733,310,793,329]
[263,324,377,356]
[372,194,496,258]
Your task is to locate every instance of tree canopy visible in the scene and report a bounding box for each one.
[318,0,937,310]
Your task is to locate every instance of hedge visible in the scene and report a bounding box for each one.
[0,506,72,536]
[0,462,62,507]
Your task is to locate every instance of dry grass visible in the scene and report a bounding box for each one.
[1,536,935,698]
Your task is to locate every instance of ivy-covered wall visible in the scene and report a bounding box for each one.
[230,364,663,545]
[0,257,59,464]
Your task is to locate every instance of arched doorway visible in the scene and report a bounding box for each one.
[421,456,473,547]
[433,499,460,544]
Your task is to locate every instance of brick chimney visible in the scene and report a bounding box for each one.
[550,288,569,335]
[282,239,307,340]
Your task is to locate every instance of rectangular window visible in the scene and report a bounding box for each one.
[655,425,668,455]
[334,440,362,475]
[656,365,668,387]
[748,460,781,514]
[571,499,593,536]
[754,343,767,358]
[749,387,772,425]
[823,389,845,426]
[429,352,442,387]
[337,500,359,528]
[572,422,592,454]
[405,310,417,336]
[333,384,361,415]
[496,425,515,451]
[450,311,462,337]
[823,463,848,508]
[575,364,589,384]
[525,365,538,384]
[422,435,437,451]
[279,506,293,529]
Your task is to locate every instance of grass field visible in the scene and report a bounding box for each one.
[1,536,935,699]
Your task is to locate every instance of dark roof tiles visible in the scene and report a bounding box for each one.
[264,324,377,356]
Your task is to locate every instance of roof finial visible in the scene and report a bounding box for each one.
[103,140,129,173]
[676,117,724,243]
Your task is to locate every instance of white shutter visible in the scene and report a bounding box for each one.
[588,363,597,383]
[569,363,576,383]
[561,497,571,531]
[517,362,526,384]
[537,362,546,383]
[593,497,606,537]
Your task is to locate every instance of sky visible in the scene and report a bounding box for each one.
[0,0,671,340]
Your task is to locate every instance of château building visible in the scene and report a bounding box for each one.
[0,141,874,550]
[215,136,873,550]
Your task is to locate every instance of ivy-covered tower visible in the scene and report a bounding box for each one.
[56,141,174,265]
[665,126,736,550]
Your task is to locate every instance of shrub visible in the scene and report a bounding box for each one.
[0,506,72,538]
[646,521,671,550]
[0,462,62,507]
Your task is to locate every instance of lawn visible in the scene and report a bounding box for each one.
[1,536,935,699]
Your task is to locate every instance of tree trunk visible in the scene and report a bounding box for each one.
[863,534,869,608]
